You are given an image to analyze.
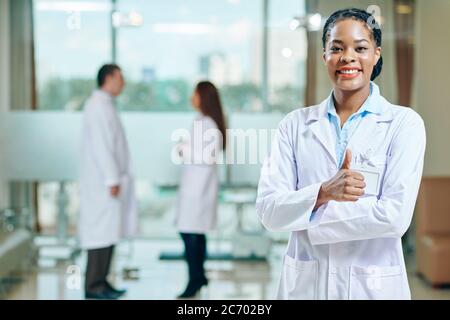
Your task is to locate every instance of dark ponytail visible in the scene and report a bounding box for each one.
[371,56,383,81]
[322,8,383,81]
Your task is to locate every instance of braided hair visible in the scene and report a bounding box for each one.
[322,8,383,81]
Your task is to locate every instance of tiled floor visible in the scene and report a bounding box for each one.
[3,239,450,300]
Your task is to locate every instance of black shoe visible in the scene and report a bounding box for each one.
[85,290,120,300]
[105,282,127,297]
[177,278,208,299]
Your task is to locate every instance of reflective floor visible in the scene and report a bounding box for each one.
[3,239,450,300]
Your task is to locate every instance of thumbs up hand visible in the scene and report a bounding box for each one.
[313,149,365,210]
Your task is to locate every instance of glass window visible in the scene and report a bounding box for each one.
[268,0,307,112]
[34,0,306,113]
[115,0,263,112]
[33,0,111,111]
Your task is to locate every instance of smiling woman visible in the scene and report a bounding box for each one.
[322,9,382,95]
[256,7,426,300]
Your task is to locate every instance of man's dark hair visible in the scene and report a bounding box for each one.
[322,8,383,81]
[97,64,121,87]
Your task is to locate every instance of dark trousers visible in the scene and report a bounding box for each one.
[180,233,207,285]
[85,245,114,293]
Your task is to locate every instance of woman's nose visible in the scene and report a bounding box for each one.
[340,52,356,63]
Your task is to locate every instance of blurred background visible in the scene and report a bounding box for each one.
[0,0,449,299]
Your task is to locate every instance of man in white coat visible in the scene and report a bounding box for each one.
[79,64,138,299]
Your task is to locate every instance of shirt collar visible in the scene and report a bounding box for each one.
[327,82,382,118]
[94,89,114,101]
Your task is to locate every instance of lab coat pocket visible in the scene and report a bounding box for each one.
[277,254,318,300]
[349,265,404,300]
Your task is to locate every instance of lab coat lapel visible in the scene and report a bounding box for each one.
[307,101,338,165]
[347,114,381,156]
[347,104,393,158]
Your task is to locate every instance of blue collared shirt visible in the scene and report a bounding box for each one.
[310,82,381,221]
[327,82,381,167]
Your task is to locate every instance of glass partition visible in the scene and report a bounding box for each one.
[31,0,305,240]
[33,0,306,112]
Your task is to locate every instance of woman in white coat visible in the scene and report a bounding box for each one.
[175,81,226,298]
[79,64,138,299]
[256,8,426,300]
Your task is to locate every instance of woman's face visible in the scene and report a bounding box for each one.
[323,19,381,92]
[191,90,201,111]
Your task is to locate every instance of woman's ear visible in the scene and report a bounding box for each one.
[322,49,327,65]
[374,47,381,65]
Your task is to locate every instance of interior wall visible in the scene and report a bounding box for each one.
[413,0,450,176]
[0,0,10,208]
[311,0,398,104]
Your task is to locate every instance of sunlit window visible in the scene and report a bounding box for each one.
[268,0,307,112]
[115,0,263,112]
[34,0,306,113]
[34,0,112,111]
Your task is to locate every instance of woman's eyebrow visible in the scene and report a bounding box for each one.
[329,39,370,44]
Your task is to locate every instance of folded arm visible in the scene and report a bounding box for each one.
[307,113,426,245]
[256,118,322,232]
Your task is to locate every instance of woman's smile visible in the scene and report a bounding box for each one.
[336,66,363,79]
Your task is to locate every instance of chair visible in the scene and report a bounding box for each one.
[416,177,450,286]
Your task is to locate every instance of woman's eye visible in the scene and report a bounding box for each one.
[356,47,368,52]
[330,47,342,52]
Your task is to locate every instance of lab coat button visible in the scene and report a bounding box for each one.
[331,267,337,274]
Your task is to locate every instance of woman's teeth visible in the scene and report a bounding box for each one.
[338,69,360,74]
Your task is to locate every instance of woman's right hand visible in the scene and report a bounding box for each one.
[314,149,365,210]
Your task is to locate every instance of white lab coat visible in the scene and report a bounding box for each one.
[79,90,138,250]
[174,114,221,234]
[256,83,426,300]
